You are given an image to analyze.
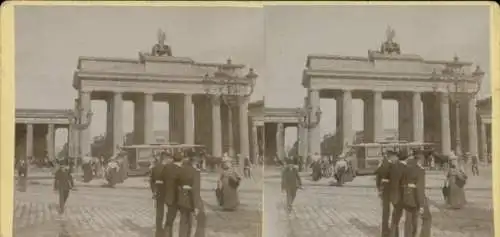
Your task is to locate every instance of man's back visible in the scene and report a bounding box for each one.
[177,164,201,210]
[162,162,183,206]
[389,161,407,205]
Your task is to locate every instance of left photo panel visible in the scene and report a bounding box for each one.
[11,5,264,237]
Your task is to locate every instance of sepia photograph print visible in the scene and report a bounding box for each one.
[1,2,499,237]
[262,4,494,237]
[12,5,264,237]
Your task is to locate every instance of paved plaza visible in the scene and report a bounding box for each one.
[263,166,493,237]
[13,170,263,237]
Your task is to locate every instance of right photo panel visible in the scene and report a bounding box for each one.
[262,5,493,237]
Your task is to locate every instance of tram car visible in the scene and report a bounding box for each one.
[120,143,206,176]
[348,141,434,175]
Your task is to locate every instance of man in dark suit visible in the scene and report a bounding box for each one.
[281,158,302,213]
[182,156,205,237]
[162,152,184,237]
[53,158,74,214]
[375,150,397,237]
[389,149,409,237]
[150,153,167,237]
[404,153,432,237]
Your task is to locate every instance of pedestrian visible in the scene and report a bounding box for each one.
[444,163,467,209]
[217,161,241,211]
[161,152,184,237]
[281,158,302,213]
[53,159,74,214]
[388,149,409,237]
[243,156,252,178]
[471,155,479,176]
[375,150,397,237]
[333,153,349,186]
[181,156,205,237]
[150,154,166,237]
[402,152,428,237]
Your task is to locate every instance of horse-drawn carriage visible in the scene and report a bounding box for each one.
[347,141,435,175]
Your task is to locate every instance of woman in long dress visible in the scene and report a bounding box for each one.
[217,162,241,211]
[444,163,467,209]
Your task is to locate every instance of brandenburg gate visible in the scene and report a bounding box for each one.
[303,28,485,158]
[73,31,257,160]
[248,99,305,163]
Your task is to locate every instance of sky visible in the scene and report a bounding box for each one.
[15,5,491,149]
[264,5,490,146]
[15,6,265,148]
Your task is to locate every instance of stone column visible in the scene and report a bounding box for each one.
[300,124,308,159]
[308,90,321,156]
[211,96,222,157]
[342,90,353,151]
[169,96,185,144]
[260,125,266,160]
[143,93,154,144]
[46,124,55,159]
[26,124,34,158]
[238,97,250,159]
[276,122,284,160]
[479,120,487,161]
[112,92,123,156]
[297,125,302,156]
[251,122,258,162]
[398,95,412,142]
[183,94,194,144]
[80,91,92,156]
[467,97,478,157]
[412,92,423,142]
[372,90,383,142]
[440,93,451,156]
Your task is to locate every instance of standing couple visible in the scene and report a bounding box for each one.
[151,152,204,237]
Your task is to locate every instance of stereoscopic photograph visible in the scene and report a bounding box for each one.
[3,2,496,237]
[13,5,264,237]
[262,4,493,237]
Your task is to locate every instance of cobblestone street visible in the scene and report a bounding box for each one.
[14,171,262,237]
[263,166,493,237]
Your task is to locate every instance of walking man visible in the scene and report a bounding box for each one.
[281,158,302,213]
[375,150,397,237]
[53,159,74,214]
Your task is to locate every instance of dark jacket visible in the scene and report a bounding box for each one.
[402,161,426,208]
[375,159,392,192]
[281,165,302,191]
[162,162,183,206]
[150,163,166,194]
[389,160,407,205]
[54,167,74,191]
[176,164,201,211]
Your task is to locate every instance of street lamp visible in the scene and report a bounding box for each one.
[68,98,93,173]
[297,95,322,168]
[202,59,257,168]
[441,56,483,157]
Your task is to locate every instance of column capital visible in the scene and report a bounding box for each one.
[237,96,249,105]
[210,95,221,106]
